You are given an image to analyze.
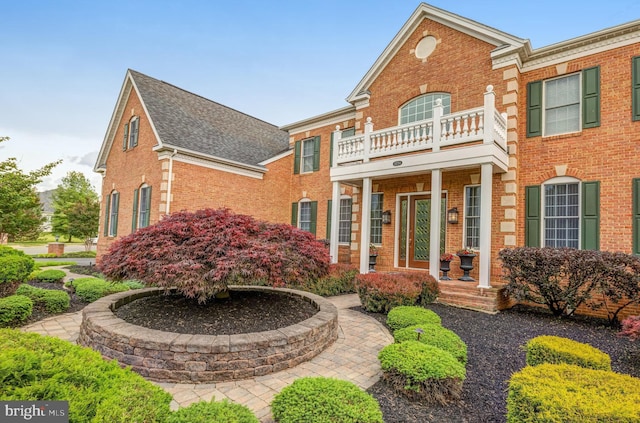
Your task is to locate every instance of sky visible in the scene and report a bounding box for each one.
[1,0,637,195]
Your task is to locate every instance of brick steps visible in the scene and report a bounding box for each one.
[436,280,510,313]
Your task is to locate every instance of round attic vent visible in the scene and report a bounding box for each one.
[415,35,437,60]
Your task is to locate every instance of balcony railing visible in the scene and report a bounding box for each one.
[332,85,507,166]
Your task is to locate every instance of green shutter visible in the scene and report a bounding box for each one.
[633,57,640,121]
[293,141,301,174]
[526,81,542,137]
[525,186,541,247]
[132,189,139,232]
[103,193,111,236]
[582,67,600,128]
[633,178,640,255]
[122,123,129,151]
[144,186,152,227]
[291,202,298,226]
[310,201,318,236]
[326,200,332,239]
[313,136,321,172]
[581,181,600,250]
[329,133,334,168]
[112,193,119,236]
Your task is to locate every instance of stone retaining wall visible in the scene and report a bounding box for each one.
[78,286,339,383]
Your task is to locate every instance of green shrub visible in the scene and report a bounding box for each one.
[167,399,259,423]
[378,341,466,404]
[0,329,172,422]
[295,263,358,296]
[271,377,383,423]
[121,280,145,290]
[507,363,640,422]
[0,295,33,327]
[68,278,129,302]
[356,272,439,313]
[394,324,467,364]
[0,246,35,296]
[15,284,70,314]
[31,269,66,283]
[525,335,611,370]
[62,251,96,258]
[386,305,442,331]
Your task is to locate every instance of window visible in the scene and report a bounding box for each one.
[544,74,580,136]
[338,197,352,243]
[122,117,140,150]
[302,139,314,173]
[464,186,480,249]
[370,193,383,244]
[104,191,119,237]
[400,93,451,125]
[544,182,580,248]
[291,200,317,235]
[132,185,152,232]
[299,201,312,232]
[293,136,320,174]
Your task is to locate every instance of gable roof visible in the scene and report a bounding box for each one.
[95,70,289,173]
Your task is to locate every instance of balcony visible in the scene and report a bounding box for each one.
[330,86,509,182]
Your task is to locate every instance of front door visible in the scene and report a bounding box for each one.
[399,194,446,269]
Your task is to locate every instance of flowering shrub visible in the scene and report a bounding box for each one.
[440,253,455,261]
[456,248,476,256]
[619,316,640,341]
[356,272,439,313]
[99,209,330,303]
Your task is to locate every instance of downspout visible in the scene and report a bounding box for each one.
[165,149,177,215]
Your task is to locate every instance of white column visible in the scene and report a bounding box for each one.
[331,125,342,168]
[363,118,373,163]
[483,85,496,146]
[429,169,442,280]
[432,99,443,152]
[330,182,341,264]
[360,177,372,273]
[479,163,493,289]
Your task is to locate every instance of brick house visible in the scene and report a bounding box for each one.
[95,3,640,314]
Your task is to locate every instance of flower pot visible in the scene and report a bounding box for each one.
[457,254,476,282]
[369,254,378,272]
[439,260,452,280]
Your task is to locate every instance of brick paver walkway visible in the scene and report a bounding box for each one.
[22,293,393,422]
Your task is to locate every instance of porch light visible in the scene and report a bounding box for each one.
[382,210,392,224]
[447,207,459,224]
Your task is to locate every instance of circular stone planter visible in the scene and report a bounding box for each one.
[78,286,339,383]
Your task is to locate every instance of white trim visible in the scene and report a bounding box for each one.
[541,176,582,249]
[155,147,267,179]
[478,163,493,289]
[259,149,292,166]
[94,76,133,172]
[280,106,355,133]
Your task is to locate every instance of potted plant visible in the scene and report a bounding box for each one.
[439,252,454,280]
[369,244,378,272]
[456,248,477,281]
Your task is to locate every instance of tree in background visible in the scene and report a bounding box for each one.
[0,137,60,243]
[51,171,99,249]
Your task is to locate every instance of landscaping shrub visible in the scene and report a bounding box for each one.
[15,284,70,314]
[0,329,172,422]
[394,324,468,365]
[378,341,466,404]
[121,280,145,290]
[386,305,442,330]
[292,263,358,296]
[0,246,35,296]
[31,269,66,283]
[506,363,640,422]
[62,251,96,258]
[70,278,129,302]
[0,295,33,327]
[271,377,383,423]
[99,208,330,303]
[525,335,611,370]
[589,251,640,324]
[619,315,640,340]
[356,272,439,313]
[167,399,258,423]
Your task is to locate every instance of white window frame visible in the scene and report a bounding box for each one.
[399,93,451,125]
[338,196,352,244]
[463,185,481,250]
[370,193,383,245]
[129,116,139,148]
[301,138,315,173]
[137,185,151,229]
[542,73,581,137]
[108,191,119,237]
[541,176,581,248]
[298,199,312,232]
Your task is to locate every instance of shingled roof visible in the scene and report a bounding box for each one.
[129,70,290,167]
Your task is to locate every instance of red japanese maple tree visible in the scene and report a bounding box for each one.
[99,208,330,302]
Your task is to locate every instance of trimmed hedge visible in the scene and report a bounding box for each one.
[394,324,468,365]
[31,269,66,283]
[15,284,70,314]
[0,295,33,327]
[386,306,442,331]
[271,377,383,423]
[66,277,129,302]
[378,341,466,404]
[507,363,640,422]
[0,246,35,296]
[356,272,439,313]
[0,329,172,423]
[525,335,611,371]
[167,399,258,423]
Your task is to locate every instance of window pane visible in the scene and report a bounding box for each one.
[138,187,150,228]
[338,198,352,243]
[544,182,579,248]
[370,194,383,244]
[544,74,580,136]
[465,186,481,249]
[299,202,311,232]
[400,93,451,125]
[302,139,314,172]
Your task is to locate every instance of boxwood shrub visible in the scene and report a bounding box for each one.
[525,335,611,371]
[167,399,258,423]
[386,305,442,331]
[15,284,70,314]
[507,363,640,422]
[394,323,467,364]
[66,277,129,302]
[0,246,35,296]
[31,269,66,283]
[271,377,383,423]
[0,329,172,422]
[0,295,33,327]
[378,341,466,404]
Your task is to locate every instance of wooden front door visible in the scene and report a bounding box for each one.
[399,194,446,269]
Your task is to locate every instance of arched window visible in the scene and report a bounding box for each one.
[542,177,580,248]
[399,93,451,125]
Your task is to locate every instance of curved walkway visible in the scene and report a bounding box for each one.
[22,293,393,422]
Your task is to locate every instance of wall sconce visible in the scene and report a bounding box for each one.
[447,207,459,224]
[382,210,392,224]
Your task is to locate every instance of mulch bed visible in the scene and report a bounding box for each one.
[359,303,640,423]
